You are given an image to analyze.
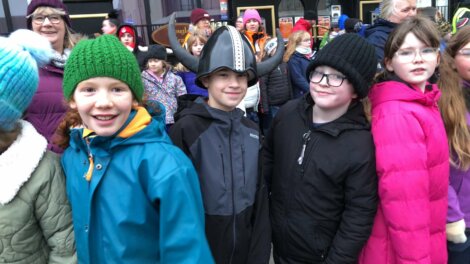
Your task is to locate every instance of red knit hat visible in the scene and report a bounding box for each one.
[190,8,210,25]
[26,0,72,29]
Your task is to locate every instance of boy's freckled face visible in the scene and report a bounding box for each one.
[201,69,248,112]
[69,77,138,136]
[309,66,357,111]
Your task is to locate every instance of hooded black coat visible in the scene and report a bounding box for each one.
[263,94,378,263]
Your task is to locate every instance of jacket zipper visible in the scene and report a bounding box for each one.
[241,144,246,186]
[228,118,236,264]
[297,130,311,165]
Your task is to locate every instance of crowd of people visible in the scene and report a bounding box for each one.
[1,0,470,263]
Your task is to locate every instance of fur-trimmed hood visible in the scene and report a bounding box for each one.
[0,120,47,205]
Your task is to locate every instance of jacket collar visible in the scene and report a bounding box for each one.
[0,121,47,205]
[299,93,370,137]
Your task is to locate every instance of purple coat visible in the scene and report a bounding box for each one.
[448,112,470,227]
[24,65,67,153]
[176,71,208,97]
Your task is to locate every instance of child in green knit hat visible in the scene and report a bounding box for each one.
[57,34,214,264]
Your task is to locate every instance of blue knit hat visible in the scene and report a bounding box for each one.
[0,29,53,131]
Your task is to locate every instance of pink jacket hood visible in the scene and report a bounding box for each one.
[360,80,449,264]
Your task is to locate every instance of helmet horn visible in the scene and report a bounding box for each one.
[168,13,199,73]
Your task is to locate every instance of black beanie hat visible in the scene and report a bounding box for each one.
[306,33,376,99]
[143,44,167,65]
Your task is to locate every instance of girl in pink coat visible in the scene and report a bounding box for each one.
[360,16,449,264]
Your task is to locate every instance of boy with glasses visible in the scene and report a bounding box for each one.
[264,33,378,263]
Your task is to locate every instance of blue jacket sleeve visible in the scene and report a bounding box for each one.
[288,56,310,94]
[147,150,214,264]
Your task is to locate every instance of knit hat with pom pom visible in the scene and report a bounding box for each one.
[0,29,53,131]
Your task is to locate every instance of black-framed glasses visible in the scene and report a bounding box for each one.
[309,71,347,87]
[31,14,62,25]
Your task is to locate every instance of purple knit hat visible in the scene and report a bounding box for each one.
[26,0,72,29]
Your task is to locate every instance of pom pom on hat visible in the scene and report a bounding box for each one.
[0,29,53,131]
[26,0,72,29]
[190,8,210,25]
[243,9,262,25]
[306,33,376,99]
[63,34,144,102]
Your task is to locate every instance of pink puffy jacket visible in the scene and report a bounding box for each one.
[359,81,449,264]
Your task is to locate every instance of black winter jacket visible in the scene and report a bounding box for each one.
[260,61,293,107]
[263,94,378,263]
[169,96,271,264]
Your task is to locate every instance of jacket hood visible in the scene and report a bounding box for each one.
[69,103,170,153]
[0,121,47,205]
[365,18,396,38]
[174,95,245,123]
[300,93,370,136]
[369,80,441,108]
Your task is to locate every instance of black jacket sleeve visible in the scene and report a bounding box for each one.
[325,137,378,264]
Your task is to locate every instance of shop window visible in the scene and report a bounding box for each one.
[278,0,304,18]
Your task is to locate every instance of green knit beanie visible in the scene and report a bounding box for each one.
[63,34,143,102]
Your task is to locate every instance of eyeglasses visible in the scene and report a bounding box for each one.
[394,47,439,63]
[301,38,311,42]
[457,48,470,57]
[31,14,62,25]
[309,71,347,87]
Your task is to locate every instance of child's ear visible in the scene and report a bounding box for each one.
[69,100,77,110]
[200,76,210,88]
[384,58,394,72]
[132,100,139,109]
[436,52,441,66]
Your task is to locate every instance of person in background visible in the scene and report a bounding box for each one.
[57,34,214,264]
[235,15,244,32]
[0,29,76,264]
[101,9,119,35]
[265,33,378,264]
[365,0,417,69]
[25,0,79,153]
[292,10,317,48]
[175,33,208,97]
[284,30,313,98]
[438,26,470,263]
[182,8,212,48]
[141,44,187,128]
[344,18,364,34]
[242,8,269,62]
[360,16,448,264]
[259,37,292,135]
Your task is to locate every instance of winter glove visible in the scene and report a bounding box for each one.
[446,219,467,244]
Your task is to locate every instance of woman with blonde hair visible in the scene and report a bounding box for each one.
[284,30,313,98]
[438,26,470,263]
[25,0,79,153]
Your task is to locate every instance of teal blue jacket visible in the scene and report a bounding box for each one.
[62,106,214,264]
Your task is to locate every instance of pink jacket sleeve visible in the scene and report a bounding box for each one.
[373,112,431,263]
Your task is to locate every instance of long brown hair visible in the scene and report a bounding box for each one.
[283,30,310,62]
[438,26,470,169]
[174,33,207,72]
[377,15,440,82]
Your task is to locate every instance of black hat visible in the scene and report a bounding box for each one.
[168,13,284,88]
[196,26,257,87]
[306,33,376,99]
[345,18,363,33]
[145,44,167,61]
[304,10,317,20]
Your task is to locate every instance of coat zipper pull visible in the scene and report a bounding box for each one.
[297,130,311,165]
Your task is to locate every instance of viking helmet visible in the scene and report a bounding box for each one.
[168,13,284,88]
